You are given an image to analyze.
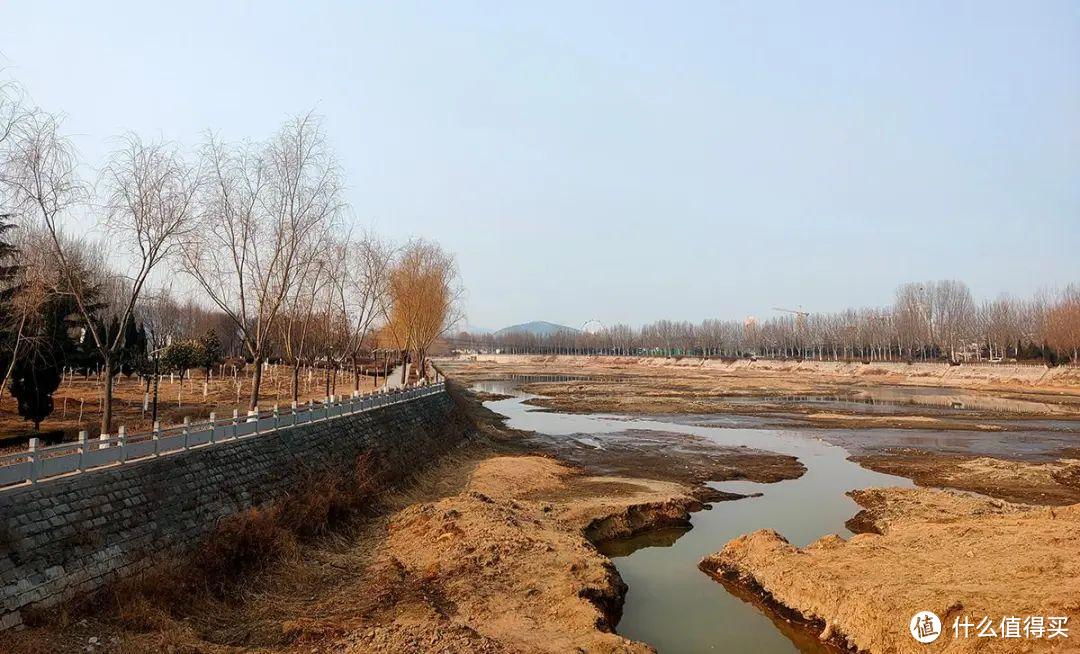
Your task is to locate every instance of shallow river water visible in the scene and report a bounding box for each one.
[472,379,924,653]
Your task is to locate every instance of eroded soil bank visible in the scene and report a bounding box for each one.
[347,455,710,653]
[854,450,1080,505]
[701,487,1080,654]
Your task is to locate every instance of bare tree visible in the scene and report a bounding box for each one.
[384,239,461,381]
[2,111,89,414]
[0,78,28,174]
[182,113,342,409]
[329,232,393,391]
[8,126,199,434]
[277,238,330,402]
[1044,285,1080,363]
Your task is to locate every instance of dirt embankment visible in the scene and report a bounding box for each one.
[345,455,706,653]
[700,487,1080,654]
[855,450,1080,506]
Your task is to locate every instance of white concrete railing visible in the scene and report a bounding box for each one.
[0,381,446,491]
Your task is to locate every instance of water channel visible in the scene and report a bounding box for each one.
[471,378,1069,652]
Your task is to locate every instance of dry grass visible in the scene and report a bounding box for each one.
[8,450,385,652]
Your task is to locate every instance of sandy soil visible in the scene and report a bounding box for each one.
[8,357,1079,653]
[0,454,736,654]
[450,355,1080,652]
[440,357,1080,435]
[461,354,1080,395]
[700,487,1080,653]
[342,455,706,653]
[855,450,1080,506]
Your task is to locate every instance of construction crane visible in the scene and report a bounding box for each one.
[772,307,811,359]
[772,306,810,323]
[580,319,605,334]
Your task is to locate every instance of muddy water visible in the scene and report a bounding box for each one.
[473,379,917,653]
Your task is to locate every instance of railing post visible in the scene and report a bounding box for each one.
[152,422,160,457]
[325,396,331,420]
[291,401,298,426]
[183,417,191,450]
[118,426,127,463]
[77,431,87,472]
[253,407,260,435]
[99,432,109,451]
[209,412,217,444]
[233,409,239,439]
[28,437,38,485]
[273,404,280,430]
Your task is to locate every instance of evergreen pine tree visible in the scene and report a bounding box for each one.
[0,214,19,300]
[0,215,22,387]
[119,314,146,376]
[9,294,79,430]
[198,328,224,381]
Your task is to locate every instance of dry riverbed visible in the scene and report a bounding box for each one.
[443,355,1080,430]
[440,355,1080,504]
[441,356,1080,652]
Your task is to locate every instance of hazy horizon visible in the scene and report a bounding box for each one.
[2,1,1077,330]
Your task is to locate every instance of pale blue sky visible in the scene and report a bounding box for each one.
[2,1,1077,330]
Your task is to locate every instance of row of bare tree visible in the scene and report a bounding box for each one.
[0,78,461,435]
[456,281,1080,364]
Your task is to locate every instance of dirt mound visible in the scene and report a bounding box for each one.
[341,456,710,653]
[856,451,1080,506]
[700,487,1080,653]
[843,487,1033,533]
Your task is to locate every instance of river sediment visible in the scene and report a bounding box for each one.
[444,357,1080,652]
[700,487,1080,654]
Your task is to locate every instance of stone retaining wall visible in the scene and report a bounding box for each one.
[0,390,459,629]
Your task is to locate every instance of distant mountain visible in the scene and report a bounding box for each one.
[494,320,580,338]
